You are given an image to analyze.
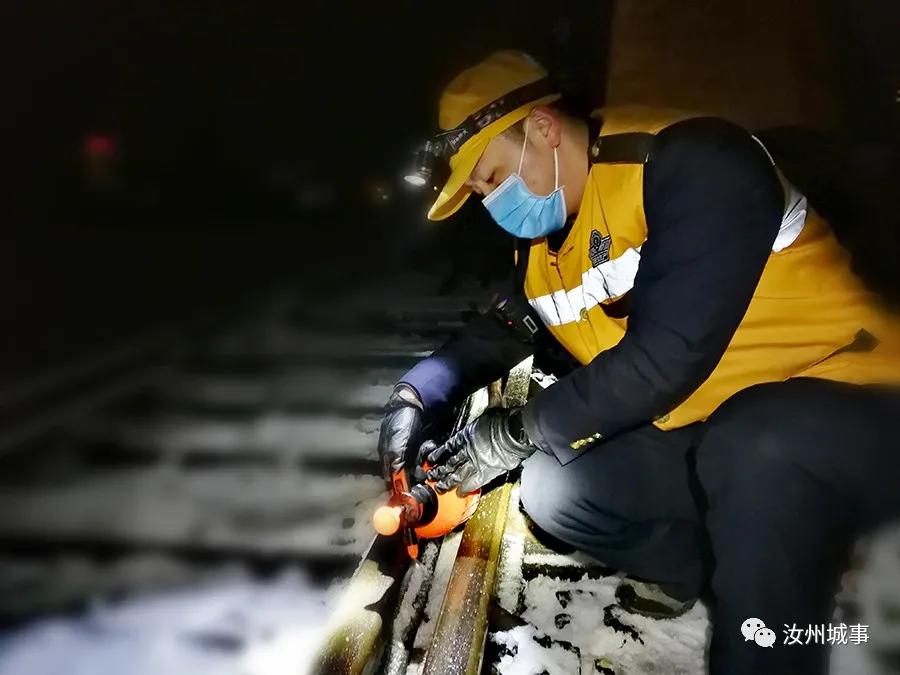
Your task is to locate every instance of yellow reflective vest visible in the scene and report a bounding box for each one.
[522,106,900,432]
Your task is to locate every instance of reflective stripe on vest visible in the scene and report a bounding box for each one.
[528,246,641,327]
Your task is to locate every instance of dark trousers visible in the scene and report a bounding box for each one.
[519,378,900,674]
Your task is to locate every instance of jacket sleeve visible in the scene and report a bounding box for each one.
[399,275,537,418]
[522,117,785,464]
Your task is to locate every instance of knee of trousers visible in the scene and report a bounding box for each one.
[519,451,596,540]
[519,450,629,545]
[519,450,573,533]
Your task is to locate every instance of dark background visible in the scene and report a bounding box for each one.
[1,0,897,386]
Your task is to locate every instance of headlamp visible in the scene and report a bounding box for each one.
[402,77,557,189]
[404,140,443,187]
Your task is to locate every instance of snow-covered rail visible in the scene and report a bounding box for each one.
[311,358,532,675]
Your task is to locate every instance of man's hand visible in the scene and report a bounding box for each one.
[377,385,424,487]
[419,407,536,495]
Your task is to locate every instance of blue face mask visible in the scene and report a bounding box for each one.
[482,120,566,239]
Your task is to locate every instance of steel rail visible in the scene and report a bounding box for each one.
[420,357,532,675]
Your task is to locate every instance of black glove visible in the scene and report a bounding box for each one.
[420,407,536,495]
[377,384,424,488]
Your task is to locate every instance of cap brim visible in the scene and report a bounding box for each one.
[426,92,561,222]
[426,135,487,221]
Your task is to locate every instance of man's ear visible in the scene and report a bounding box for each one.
[528,106,562,149]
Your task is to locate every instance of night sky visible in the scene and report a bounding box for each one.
[2,2,611,224]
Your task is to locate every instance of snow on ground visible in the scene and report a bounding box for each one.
[413,530,463,651]
[392,544,439,646]
[493,573,710,675]
[492,525,900,675]
[0,278,468,675]
[496,526,526,615]
[0,467,385,557]
[0,568,339,675]
[496,485,526,616]
[831,525,900,675]
[0,554,246,621]
[382,542,442,675]
[853,527,900,651]
[491,484,709,674]
[494,624,582,675]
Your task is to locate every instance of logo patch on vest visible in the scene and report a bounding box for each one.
[589,230,612,267]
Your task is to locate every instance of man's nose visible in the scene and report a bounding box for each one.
[466,178,490,197]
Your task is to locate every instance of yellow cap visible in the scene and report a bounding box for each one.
[427,50,561,221]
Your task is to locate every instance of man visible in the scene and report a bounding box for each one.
[378,50,900,674]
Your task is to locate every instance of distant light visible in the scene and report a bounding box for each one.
[404,174,427,187]
[84,133,117,158]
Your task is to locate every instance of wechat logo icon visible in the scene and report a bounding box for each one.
[741,618,776,648]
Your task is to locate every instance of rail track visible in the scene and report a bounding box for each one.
[308,348,718,675]
[1,273,896,675]
[0,275,469,625]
